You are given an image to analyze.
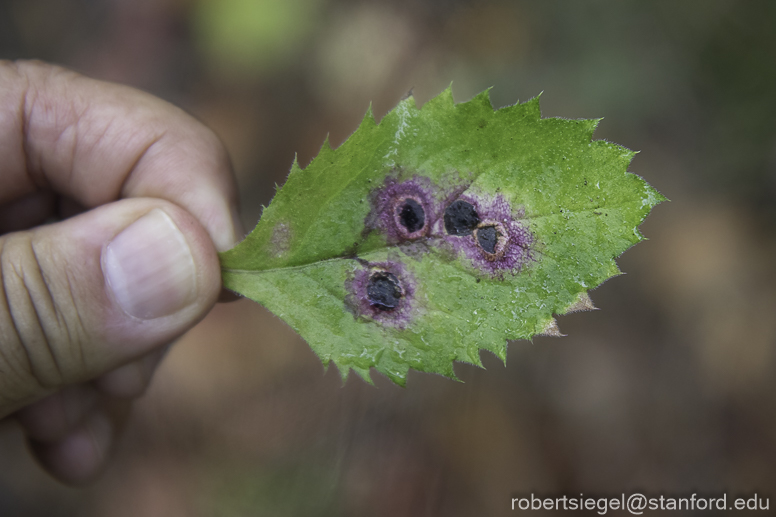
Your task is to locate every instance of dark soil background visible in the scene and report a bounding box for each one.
[1,0,775,515]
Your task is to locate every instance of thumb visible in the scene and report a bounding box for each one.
[0,199,221,417]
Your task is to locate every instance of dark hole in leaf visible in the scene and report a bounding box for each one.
[444,200,480,236]
[477,226,498,253]
[367,272,403,311]
[398,198,425,233]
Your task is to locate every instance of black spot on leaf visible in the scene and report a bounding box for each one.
[444,200,480,236]
[397,198,425,233]
[473,221,510,261]
[367,272,403,311]
[476,225,498,253]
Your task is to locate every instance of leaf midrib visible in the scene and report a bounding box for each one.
[222,193,649,275]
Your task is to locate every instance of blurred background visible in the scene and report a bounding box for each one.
[1,0,775,515]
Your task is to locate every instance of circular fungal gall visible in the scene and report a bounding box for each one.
[366,271,403,311]
[444,200,481,236]
[474,221,509,261]
[476,225,498,253]
[346,261,416,327]
[369,177,435,243]
[396,198,425,233]
[441,194,533,276]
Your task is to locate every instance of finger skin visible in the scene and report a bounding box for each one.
[0,198,221,418]
[0,59,243,251]
[16,345,166,443]
[0,59,242,483]
[15,384,98,442]
[28,399,131,485]
[93,346,168,399]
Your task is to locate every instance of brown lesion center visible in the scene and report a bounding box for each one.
[392,195,427,237]
[366,271,404,311]
[474,220,509,260]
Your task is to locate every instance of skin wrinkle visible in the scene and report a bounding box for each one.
[32,69,91,194]
[3,234,64,390]
[0,241,33,397]
[31,236,88,380]
[25,64,187,210]
[12,61,171,214]
[19,64,106,201]
[72,104,148,200]
[63,268,88,375]
[0,238,41,396]
[55,116,81,193]
[20,237,65,389]
[0,241,31,369]
[17,66,31,191]
[20,76,50,191]
[0,62,35,204]
[5,60,241,254]
[116,130,168,204]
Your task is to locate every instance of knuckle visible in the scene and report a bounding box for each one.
[0,232,88,390]
[196,123,233,172]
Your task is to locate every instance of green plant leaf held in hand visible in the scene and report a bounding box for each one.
[220,87,665,386]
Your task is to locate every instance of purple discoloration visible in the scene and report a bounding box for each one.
[436,193,534,277]
[365,175,439,244]
[363,173,533,278]
[345,260,416,328]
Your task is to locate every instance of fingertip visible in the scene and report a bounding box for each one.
[29,410,113,485]
[96,199,222,329]
[1,198,222,415]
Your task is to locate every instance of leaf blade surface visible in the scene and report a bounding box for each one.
[221,87,665,385]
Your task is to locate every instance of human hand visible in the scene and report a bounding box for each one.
[0,61,242,484]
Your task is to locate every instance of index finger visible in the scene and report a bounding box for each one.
[0,60,242,251]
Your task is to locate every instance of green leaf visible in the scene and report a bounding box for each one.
[220,87,665,386]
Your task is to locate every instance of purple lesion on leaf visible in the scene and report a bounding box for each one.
[436,193,534,277]
[362,173,533,279]
[364,174,439,244]
[345,260,416,328]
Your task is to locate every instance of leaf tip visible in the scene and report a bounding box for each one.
[362,102,377,126]
[434,83,455,107]
[492,344,507,364]
[521,92,543,120]
[584,117,603,139]
[322,133,333,151]
[538,318,565,337]
[471,87,494,110]
[561,292,598,314]
[646,183,670,206]
[351,366,375,386]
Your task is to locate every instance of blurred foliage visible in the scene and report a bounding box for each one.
[694,1,776,206]
[206,462,341,517]
[192,0,324,77]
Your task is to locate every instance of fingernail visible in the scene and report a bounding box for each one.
[102,209,197,320]
[231,205,246,244]
[211,205,245,252]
